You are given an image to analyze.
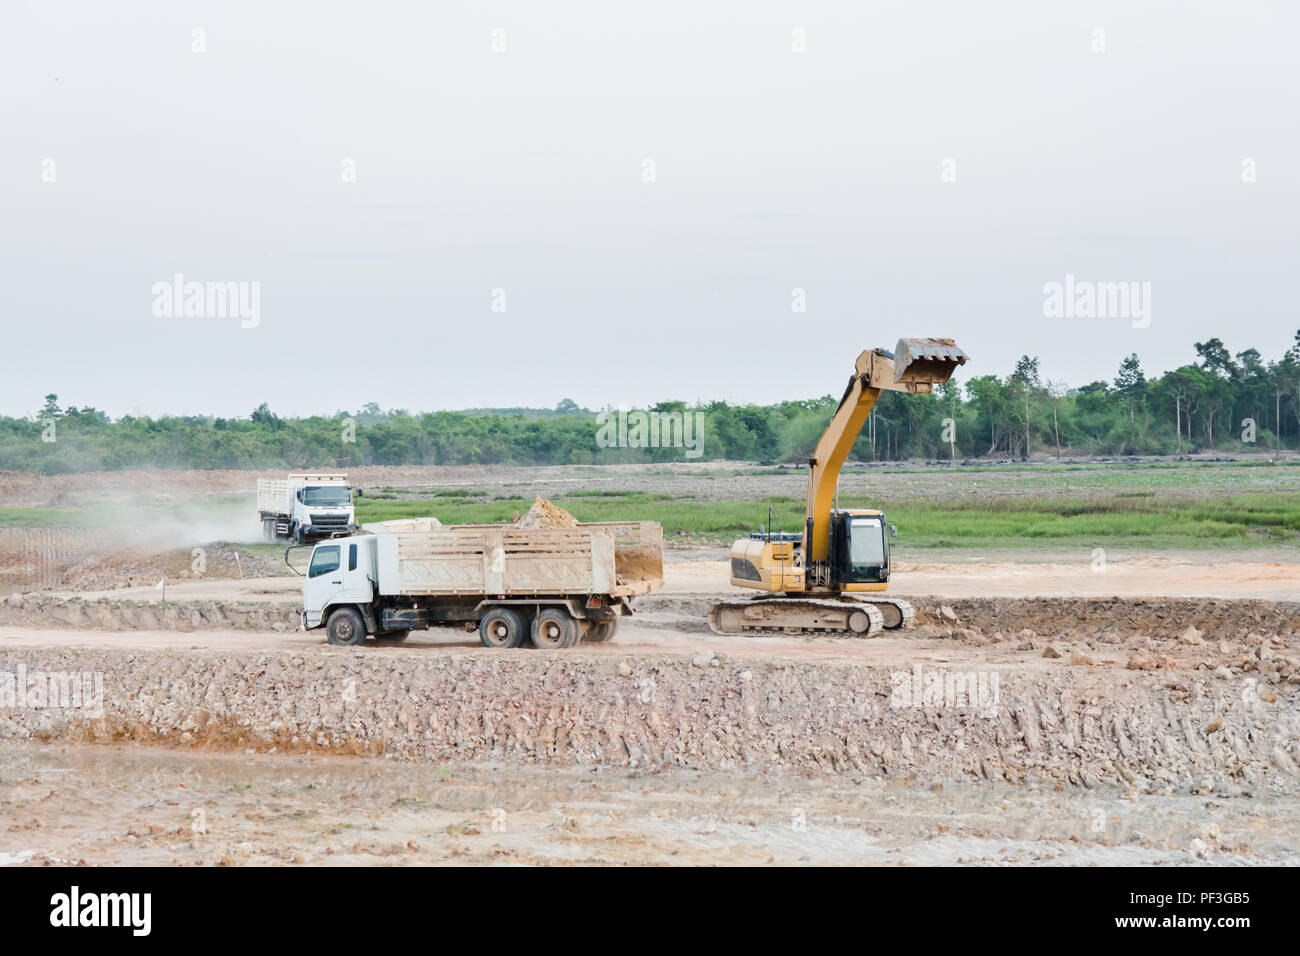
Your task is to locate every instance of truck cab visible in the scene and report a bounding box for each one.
[259,472,357,543]
[302,535,376,629]
[291,481,356,541]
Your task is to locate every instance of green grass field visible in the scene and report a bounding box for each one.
[353,489,1300,550]
[3,463,1297,552]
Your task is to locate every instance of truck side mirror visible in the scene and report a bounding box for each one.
[889,524,897,538]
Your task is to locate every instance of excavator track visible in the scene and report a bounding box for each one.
[854,596,915,630]
[708,597,886,638]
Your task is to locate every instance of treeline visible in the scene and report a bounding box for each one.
[4,333,1299,474]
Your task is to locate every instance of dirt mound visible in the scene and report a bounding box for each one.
[514,496,579,530]
[0,527,117,591]
[0,594,298,632]
[0,525,288,593]
[55,543,286,592]
[632,593,1300,642]
[910,596,1300,642]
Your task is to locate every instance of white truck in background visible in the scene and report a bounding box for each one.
[257,473,358,543]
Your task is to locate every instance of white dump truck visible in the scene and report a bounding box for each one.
[257,473,357,543]
[296,517,664,648]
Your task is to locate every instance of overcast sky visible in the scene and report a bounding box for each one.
[2,1,1297,419]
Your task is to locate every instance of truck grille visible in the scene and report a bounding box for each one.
[310,513,351,527]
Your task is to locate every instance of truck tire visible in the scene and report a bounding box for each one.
[372,629,409,645]
[262,518,276,542]
[583,619,618,644]
[325,607,367,646]
[479,607,527,649]
[531,608,579,649]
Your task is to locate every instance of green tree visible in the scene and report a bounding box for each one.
[251,402,280,427]
[1008,355,1042,459]
[1113,353,1145,450]
[1194,337,1238,380]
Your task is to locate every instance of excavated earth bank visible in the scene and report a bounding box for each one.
[2,593,1296,790]
[2,643,1297,792]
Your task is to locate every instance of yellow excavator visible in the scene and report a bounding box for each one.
[708,338,969,638]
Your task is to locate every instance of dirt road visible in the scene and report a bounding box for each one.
[0,620,1118,674]
[31,548,1300,607]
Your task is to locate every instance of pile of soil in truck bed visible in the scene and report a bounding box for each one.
[514,496,580,530]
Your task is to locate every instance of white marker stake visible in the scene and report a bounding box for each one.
[156,576,165,605]
[234,552,243,579]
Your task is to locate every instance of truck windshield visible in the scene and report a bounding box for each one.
[849,518,886,569]
[303,487,351,507]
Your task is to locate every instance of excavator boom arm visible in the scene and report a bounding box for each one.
[803,339,968,562]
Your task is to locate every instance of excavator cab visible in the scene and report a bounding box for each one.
[829,509,891,585]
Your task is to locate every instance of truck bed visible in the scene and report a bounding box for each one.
[371,520,663,598]
[256,479,290,515]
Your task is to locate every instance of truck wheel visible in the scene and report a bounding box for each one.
[531,608,579,649]
[479,607,527,649]
[262,519,275,542]
[372,629,409,645]
[583,619,618,644]
[325,608,367,646]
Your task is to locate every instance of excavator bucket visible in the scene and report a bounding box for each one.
[892,337,969,386]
